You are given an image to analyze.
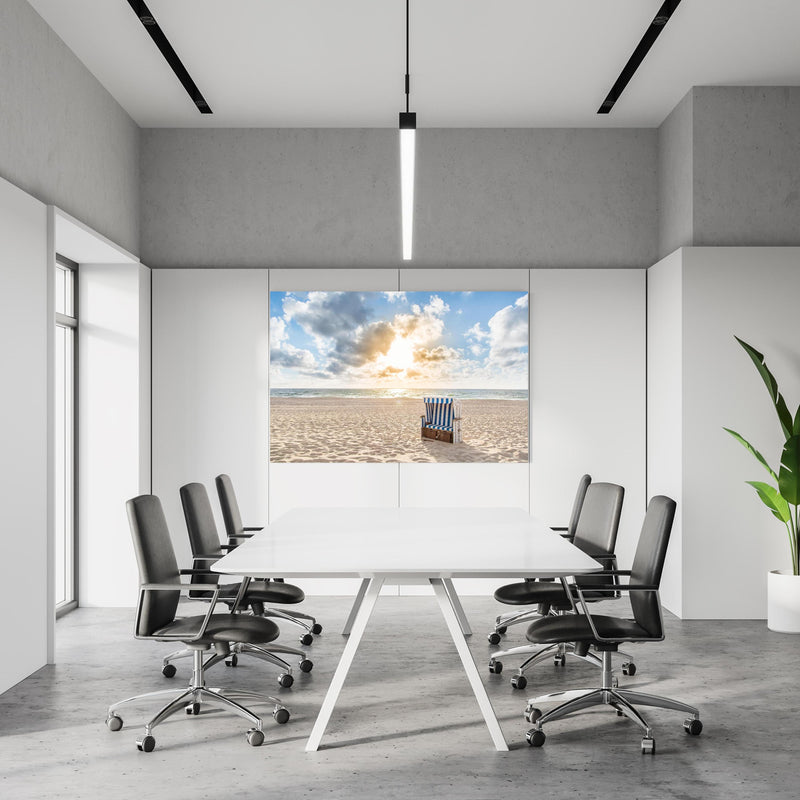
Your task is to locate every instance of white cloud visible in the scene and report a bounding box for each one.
[424,295,449,317]
[486,295,528,369]
[383,291,408,304]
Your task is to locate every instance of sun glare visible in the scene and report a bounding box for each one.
[385,336,415,370]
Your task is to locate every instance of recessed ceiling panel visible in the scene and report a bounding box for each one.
[25,0,800,127]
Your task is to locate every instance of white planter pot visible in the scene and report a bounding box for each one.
[767,569,800,633]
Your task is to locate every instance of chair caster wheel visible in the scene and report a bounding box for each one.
[510,674,527,690]
[684,718,703,736]
[497,626,507,634]
[554,654,566,667]
[641,736,655,754]
[186,702,200,715]
[278,673,294,688]
[137,734,156,752]
[622,662,636,676]
[488,659,503,674]
[526,728,546,747]
[524,705,542,724]
[247,728,265,746]
[300,633,314,646]
[273,707,290,725]
[487,632,502,645]
[225,654,239,667]
[162,664,177,678]
[311,623,323,635]
[299,658,313,673]
[106,713,123,732]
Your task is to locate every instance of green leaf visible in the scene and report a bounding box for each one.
[779,435,800,506]
[793,405,800,436]
[723,427,778,481]
[746,480,791,523]
[735,337,794,439]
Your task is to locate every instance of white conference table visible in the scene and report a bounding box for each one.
[212,506,601,751]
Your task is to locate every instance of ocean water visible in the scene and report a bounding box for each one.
[270,387,528,401]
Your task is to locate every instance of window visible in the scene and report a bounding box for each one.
[55,256,77,615]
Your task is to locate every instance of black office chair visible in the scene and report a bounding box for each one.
[105,495,290,752]
[487,474,592,644]
[170,482,314,687]
[523,495,703,753]
[216,473,322,637]
[488,481,626,689]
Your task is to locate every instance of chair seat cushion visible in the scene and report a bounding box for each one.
[154,613,280,645]
[494,581,613,608]
[494,581,567,606]
[223,580,305,605]
[526,613,649,645]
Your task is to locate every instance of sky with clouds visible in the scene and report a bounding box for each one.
[270,290,528,389]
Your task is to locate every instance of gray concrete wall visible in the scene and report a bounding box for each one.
[140,128,657,269]
[693,87,800,247]
[0,0,140,255]
[658,90,694,259]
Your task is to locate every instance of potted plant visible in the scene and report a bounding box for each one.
[724,336,800,632]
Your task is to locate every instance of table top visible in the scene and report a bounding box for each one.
[211,506,601,580]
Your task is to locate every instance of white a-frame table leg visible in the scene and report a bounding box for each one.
[306,576,384,752]
[430,578,508,751]
[341,577,371,636]
[442,577,472,635]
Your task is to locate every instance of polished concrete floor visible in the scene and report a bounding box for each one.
[0,595,796,799]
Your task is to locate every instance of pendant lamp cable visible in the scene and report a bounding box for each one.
[405,0,410,113]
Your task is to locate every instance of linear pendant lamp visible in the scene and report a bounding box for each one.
[399,0,416,260]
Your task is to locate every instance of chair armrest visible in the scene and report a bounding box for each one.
[180,567,218,576]
[569,582,657,593]
[135,582,221,641]
[571,582,665,644]
[141,582,216,591]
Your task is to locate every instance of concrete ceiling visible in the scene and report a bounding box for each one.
[26,0,800,128]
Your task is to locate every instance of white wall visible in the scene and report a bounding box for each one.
[646,251,684,615]
[78,262,150,606]
[151,266,646,596]
[530,269,647,571]
[647,247,800,618]
[0,177,48,693]
[152,269,270,569]
[684,248,800,618]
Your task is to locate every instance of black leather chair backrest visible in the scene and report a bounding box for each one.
[565,474,592,540]
[572,482,624,555]
[127,495,181,637]
[216,473,244,540]
[629,495,676,637]
[571,482,625,595]
[180,482,224,589]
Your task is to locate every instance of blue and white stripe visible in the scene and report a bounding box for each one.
[422,397,461,431]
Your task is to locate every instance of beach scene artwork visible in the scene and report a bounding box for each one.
[269,290,529,463]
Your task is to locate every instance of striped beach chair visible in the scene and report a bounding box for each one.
[420,397,463,444]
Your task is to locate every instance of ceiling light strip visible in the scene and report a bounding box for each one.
[126,0,212,114]
[597,0,683,114]
[399,0,416,261]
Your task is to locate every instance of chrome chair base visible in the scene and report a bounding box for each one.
[162,639,312,686]
[107,647,290,750]
[489,640,635,690]
[523,650,701,751]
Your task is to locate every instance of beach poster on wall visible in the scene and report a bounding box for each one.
[269,290,528,463]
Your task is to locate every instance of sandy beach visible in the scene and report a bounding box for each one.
[270,397,528,463]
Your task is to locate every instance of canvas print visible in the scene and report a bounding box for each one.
[269,290,528,463]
